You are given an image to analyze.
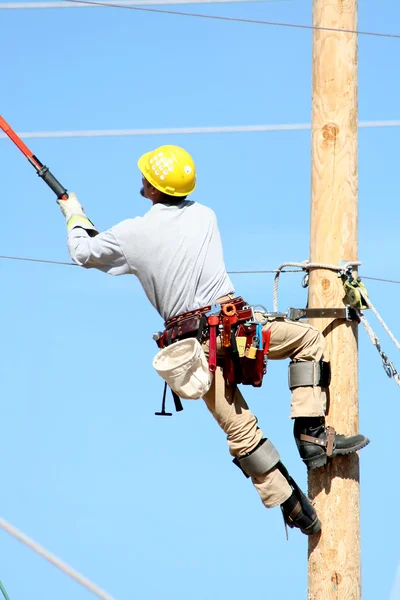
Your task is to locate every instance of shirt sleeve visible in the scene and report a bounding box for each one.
[67,226,131,276]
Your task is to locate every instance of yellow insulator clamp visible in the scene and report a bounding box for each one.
[343,277,369,310]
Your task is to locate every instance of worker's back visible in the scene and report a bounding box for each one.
[110,200,234,321]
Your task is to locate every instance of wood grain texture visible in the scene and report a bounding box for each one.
[308,1,360,599]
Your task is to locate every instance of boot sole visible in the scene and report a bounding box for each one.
[302,516,321,536]
[332,437,370,457]
[305,438,370,470]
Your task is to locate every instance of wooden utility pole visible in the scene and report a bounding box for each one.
[308,1,360,599]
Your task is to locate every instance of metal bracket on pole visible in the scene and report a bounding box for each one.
[288,306,359,321]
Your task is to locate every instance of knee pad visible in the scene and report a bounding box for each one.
[233,438,280,479]
[288,359,331,391]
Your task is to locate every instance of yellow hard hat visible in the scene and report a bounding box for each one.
[138,145,196,197]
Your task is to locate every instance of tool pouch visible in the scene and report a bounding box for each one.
[241,348,265,387]
[222,348,236,383]
[152,337,213,399]
[224,324,270,388]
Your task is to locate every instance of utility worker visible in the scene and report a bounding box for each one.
[57,144,369,537]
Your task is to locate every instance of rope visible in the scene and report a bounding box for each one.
[355,286,400,386]
[0,519,116,600]
[0,581,10,600]
[272,260,361,312]
[356,312,400,387]
[358,293,400,352]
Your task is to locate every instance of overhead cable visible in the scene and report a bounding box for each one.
[1,254,400,285]
[0,255,74,266]
[3,0,400,40]
[1,120,400,141]
[0,0,286,9]
[0,518,116,600]
[56,0,400,40]
[0,581,10,600]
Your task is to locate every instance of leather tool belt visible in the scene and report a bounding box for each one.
[162,296,249,343]
[155,296,271,389]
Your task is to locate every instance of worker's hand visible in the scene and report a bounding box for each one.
[57,192,86,221]
[57,191,99,235]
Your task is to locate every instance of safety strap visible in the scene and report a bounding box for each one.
[300,426,336,457]
[233,438,280,478]
[167,327,176,346]
[197,315,208,343]
[289,359,331,389]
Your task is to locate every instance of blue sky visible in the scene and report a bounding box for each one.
[1,0,400,598]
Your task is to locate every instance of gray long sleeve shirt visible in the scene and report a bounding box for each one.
[67,200,235,322]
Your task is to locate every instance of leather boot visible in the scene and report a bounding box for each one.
[294,417,370,469]
[279,462,321,536]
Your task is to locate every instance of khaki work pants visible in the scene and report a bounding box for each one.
[202,317,327,508]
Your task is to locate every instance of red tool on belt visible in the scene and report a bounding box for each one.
[206,302,221,372]
[0,115,69,200]
[221,303,238,348]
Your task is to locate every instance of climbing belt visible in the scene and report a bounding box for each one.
[273,260,400,388]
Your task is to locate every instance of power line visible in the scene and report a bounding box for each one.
[229,269,302,274]
[53,0,400,40]
[1,254,400,285]
[0,120,400,141]
[0,581,10,600]
[0,123,309,140]
[361,275,400,285]
[0,0,287,9]
[0,518,116,600]
[0,255,75,266]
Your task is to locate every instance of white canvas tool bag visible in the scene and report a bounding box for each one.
[152,337,213,400]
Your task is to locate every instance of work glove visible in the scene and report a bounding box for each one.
[57,192,98,235]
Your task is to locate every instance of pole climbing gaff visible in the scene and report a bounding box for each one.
[0,115,68,200]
